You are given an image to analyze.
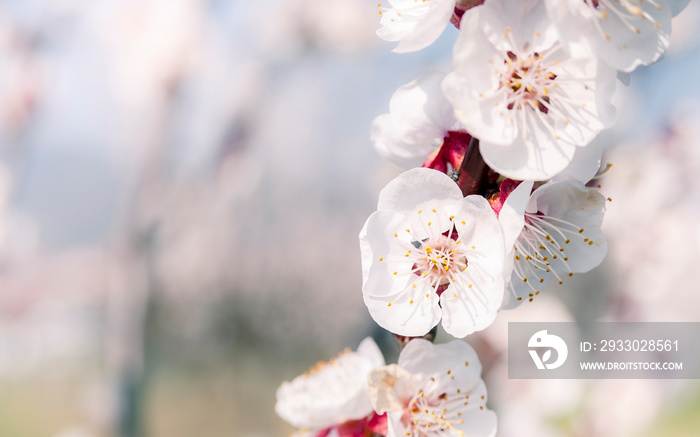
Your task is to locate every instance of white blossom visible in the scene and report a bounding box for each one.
[371,71,471,171]
[360,168,505,338]
[377,0,457,53]
[367,339,497,437]
[546,0,692,72]
[442,0,617,180]
[498,179,607,309]
[275,337,385,434]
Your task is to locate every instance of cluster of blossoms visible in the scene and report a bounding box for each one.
[276,0,691,436]
[276,337,496,437]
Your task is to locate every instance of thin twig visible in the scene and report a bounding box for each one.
[453,137,491,197]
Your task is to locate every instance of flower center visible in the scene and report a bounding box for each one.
[405,392,450,435]
[512,212,585,293]
[501,51,557,114]
[414,234,468,289]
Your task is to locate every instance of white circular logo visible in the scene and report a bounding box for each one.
[528,330,568,370]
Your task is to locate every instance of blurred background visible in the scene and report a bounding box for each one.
[0,1,698,436]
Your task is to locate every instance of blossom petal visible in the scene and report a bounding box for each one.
[499,180,534,251]
[498,180,534,308]
[360,210,416,297]
[371,114,434,168]
[377,168,463,216]
[477,0,558,52]
[440,272,503,337]
[439,196,505,337]
[504,255,552,309]
[528,181,608,273]
[367,364,421,415]
[371,72,457,168]
[671,0,691,15]
[363,279,442,337]
[479,119,576,181]
[357,337,387,368]
[454,195,505,278]
[547,0,674,72]
[552,136,605,183]
[455,384,498,437]
[398,339,483,388]
[528,180,604,222]
[275,338,382,430]
[377,0,456,53]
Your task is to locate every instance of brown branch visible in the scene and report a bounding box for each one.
[393,326,439,352]
[452,137,491,197]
